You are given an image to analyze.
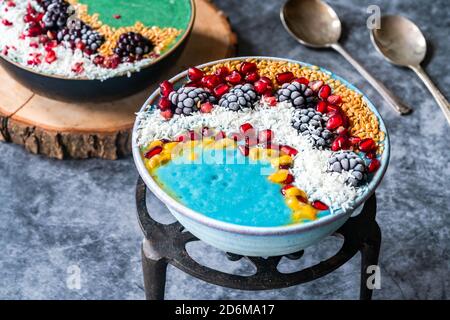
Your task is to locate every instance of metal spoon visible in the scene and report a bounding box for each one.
[371,15,450,125]
[280,0,412,115]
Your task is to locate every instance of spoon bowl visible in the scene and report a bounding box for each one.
[280,0,412,115]
[371,15,427,67]
[371,15,450,124]
[281,0,341,48]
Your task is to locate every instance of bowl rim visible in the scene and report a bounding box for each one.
[132,56,390,236]
[0,0,196,81]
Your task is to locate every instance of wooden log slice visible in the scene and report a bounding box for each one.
[0,0,236,159]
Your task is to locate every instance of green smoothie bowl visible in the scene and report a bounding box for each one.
[0,0,195,102]
[132,57,390,257]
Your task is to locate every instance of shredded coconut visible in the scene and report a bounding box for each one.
[136,100,365,213]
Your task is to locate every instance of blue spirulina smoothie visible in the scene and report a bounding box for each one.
[153,147,296,227]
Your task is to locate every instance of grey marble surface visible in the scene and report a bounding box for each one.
[0,0,449,300]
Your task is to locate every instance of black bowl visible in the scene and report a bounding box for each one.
[0,0,195,103]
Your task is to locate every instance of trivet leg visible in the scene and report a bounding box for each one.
[141,239,168,300]
[359,229,381,300]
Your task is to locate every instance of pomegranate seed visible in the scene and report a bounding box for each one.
[2,19,13,26]
[240,62,257,74]
[202,75,222,90]
[276,71,294,85]
[201,127,213,137]
[144,146,163,159]
[44,40,57,51]
[254,79,269,94]
[264,95,277,106]
[176,135,186,142]
[245,134,258,147]
[359,138,377,153]
[103,54,120,69]
[258,129,273,143]
[188,67,203,81]
[160,109,173,120]
[297,195,308,204]
[93,55,105,65]
[284,174,294,184]
[29,42,38,48]
[326,104,340,114]
[312,201,329,211]
[260,76,272,85]
[349,136,362,146]
[213,83,230,97]
[26,26,42,37]
[239,123,254,135]
[366,151,376,159]
[188,130,200,141]
[264,142,279,151]
[200,102,214,113]
[331,136,349,151]
[215,66,230,79]
[8,1,16,8]
[309,80,324,92]
[159,80,174,97]
[280,185,294,195]
[245,72,259,83]
[293,77,309,85]
[316,101,328,113]
[185,81,200,88]
[368,159,381,173]
[280,145,298,156]
[71,62,84,74]
[113,14,121,19]
[228,132,243,142]
[327,95,342,106]
[45,50,56,64]
[75,41,85,50]
[238,145,249,156]
[214,131,226,140]
[2,46,9,56]
[336,126,348,136]
[326,113,343,130]
[158,97,172,111]
[225,71,242,85]
[38,35,48,44]
[318,84,331,99]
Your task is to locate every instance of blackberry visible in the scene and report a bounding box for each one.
[292,108,333,148]
[218,84,258,111]
[276,81,315,109]
[42,1,73,31]
[37,0,63,10]
[114,32,154,62]
[57,20,104,53]
[328,151,367,187]
[169,87,215,116]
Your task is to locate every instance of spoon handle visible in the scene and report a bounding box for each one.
[410,65,450,125]
[331,43,412,115]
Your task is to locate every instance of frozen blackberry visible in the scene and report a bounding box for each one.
[169,87,215,116]
[57,20,104,53]
[328,151,367,187]
[114,32,154,62]
[42,1,73,31]
[219,84,258,111]
[37,0,63,10]
[292,108,333,148]
[277,81,315,109]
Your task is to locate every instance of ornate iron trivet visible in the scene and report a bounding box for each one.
[136,178,381,300]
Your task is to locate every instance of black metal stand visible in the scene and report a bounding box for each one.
[136,177,381,300]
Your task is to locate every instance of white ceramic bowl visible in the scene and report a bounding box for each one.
[132,57,390,256]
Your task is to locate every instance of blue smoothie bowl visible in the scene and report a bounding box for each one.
[132,57,390,257]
